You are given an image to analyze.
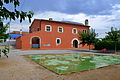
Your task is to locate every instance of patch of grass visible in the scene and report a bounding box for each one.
[27,53,120,74]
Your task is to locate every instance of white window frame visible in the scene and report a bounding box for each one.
[56,38,61,46]
[30,36,41,48]
[71,38,79,48]
[82,29,87,33]
[58,26,64,33]
[45,25,52,32]
[72,28,78,34]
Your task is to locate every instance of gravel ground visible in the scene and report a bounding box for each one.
[115,52,120,55]
[0,49,120,80]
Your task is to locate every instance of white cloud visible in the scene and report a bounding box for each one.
[9,3,120,38]
[9,23,29,33]
[96,33,106,38]
[112,4,120,9]
[33,10,120,38]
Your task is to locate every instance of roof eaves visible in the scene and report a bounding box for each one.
[33,19,90,27]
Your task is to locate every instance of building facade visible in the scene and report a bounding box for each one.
[16,19,92,50]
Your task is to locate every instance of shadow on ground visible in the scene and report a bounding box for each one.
[70,49,120,54]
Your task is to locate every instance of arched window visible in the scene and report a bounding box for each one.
[56,38,61,46]
[71,38,79,48]
[31,37,40,48]
[73,40,78,48]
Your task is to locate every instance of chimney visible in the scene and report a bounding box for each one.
[85,19,89,26]
[20,29,22,35]
[49,18,53,21]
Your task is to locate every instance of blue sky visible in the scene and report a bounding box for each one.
[8,0,120,38]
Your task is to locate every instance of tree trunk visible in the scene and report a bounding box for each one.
[115,41,117,53]
[89,45,90,51]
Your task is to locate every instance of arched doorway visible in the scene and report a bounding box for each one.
[31,37,40,48]
[73,40,78,48]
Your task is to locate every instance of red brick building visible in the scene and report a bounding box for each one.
[16,18,91,50]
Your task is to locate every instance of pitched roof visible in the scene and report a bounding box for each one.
[34,19,90,27]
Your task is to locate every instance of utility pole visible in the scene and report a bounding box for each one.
[8,22,10,53]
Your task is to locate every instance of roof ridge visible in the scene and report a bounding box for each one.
[34,19,90,27]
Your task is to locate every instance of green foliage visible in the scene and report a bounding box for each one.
[102,27,120,52]
[78,28,98,49]
[0,22,9,39]
[0,49,1,57]
[0,0,20,8]
[0,46,9,58]
[95,40,120,50]
[0,0,34,41]
[105,27,120,41]
[0,39,2,42]
[0,0,34,23]
[94,27,120,51]
[0,0,34,58]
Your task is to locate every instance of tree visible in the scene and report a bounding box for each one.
[78,28,98,50]
[0,21,9,39]
[105,27,120,41]
[0,0,34,40]
[105,27,120,52]
[0,0,34,57]
[0,0,34,23]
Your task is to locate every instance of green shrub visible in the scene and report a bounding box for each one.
[95,40,120,50]
[0,40,3,43]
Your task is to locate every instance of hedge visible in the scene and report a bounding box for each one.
[95,40,120,50]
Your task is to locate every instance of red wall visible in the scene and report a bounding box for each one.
[29,20,41,33]
[16,37,22,49]
[16,20,93,50]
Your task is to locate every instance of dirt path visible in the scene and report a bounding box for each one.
[0,51,120,80]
